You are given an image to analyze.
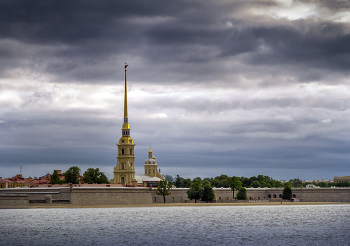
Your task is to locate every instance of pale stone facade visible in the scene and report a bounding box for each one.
[143,147,165,179]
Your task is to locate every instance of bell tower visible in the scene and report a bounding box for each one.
[112,63,136,184]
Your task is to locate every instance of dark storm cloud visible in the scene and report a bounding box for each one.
[1,0,350,180]
[0,0,349,84]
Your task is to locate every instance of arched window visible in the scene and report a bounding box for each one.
[279,194,282,198]
[121,177,125,183]
[268,194,271,198]
[122,163,124,169]
[122,149,124,155]
[273,194,277,198]
[293,194,296,198]
[149,169,151,174]
[130,149,132,154]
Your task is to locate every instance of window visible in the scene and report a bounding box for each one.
[130,149,132,154]
[122,163,125,169]
[154,197,156,202]
[153,169,155,173]
[122,149,124,155]
[149,169,151,174]
[181,197,182,202]
[172,197,174,202]
[121,177,125,183]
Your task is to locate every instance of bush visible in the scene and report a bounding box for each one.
[236,187,247,200]
[282,186,292,200]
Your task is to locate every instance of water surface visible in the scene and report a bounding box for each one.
[1,205,349,245]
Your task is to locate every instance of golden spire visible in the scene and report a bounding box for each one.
[122,62,130,134]
[124,62,128,119]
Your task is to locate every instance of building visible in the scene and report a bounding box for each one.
[334,176,350,183]
[143,147,164,179]
[111,63,136,185]
[135,147,165,187]
[110,63,165,186]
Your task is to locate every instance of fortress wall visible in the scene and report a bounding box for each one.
[297,188,350,202]
[151,188,188,203]
[70,187,153,205]
[1,187,350,207]
[152,188,350,203]
[151,188,234,203]
[0,188,71,201]
[0,194,29,208]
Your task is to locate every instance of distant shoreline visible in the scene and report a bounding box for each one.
[26,202,350,209]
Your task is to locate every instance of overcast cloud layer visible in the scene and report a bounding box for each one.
[1,0,350,180]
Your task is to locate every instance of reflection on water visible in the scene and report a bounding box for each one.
[1,205,349,245]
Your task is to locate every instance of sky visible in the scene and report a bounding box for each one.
[1,0,350,181]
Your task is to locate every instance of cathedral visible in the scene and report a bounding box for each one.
[110,63,165,186]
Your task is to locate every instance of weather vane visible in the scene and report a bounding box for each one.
[124,62,128,69]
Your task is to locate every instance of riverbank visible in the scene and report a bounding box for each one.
[27,201,350,209]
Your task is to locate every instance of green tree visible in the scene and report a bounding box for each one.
[64,166,81,184]
[201,181,215,202]
[192,177,202,183]
[50,170,61,184]
[236,187,247,200]
[289,178,302,188]
[250,180,260,188]
[240,177,250,187]
[174,175,184,188]
[156,179,172,203]
[183,178,192,188]
[282,185,293,200]
[229,176,242,199]
[186,181,203,203]
[83,168,109,184]
[260,181,271,188]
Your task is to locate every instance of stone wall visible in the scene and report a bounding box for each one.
[1,187,350,207]
[0,194,29,208]
[0,188,71,202]
[70,187,153,205]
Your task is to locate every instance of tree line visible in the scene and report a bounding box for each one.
[173,175,349,188]
[50,166,109,185]
[174,174,283,189]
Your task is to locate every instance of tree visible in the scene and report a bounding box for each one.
[156,179,172,203]
[186,181,203,203]
[289,178,302,188]
[83,168,109,184]
[236,187,247,200]
[250,180,260,188]
[64,166,81,184]
[174,175,184,188]
[282,185,292,200]
[50,170,61,184]
[260,181,271,188]
[201,181,215,202]
[183,178,192,188]
[229,176,242,199]
[192,177,202,183]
